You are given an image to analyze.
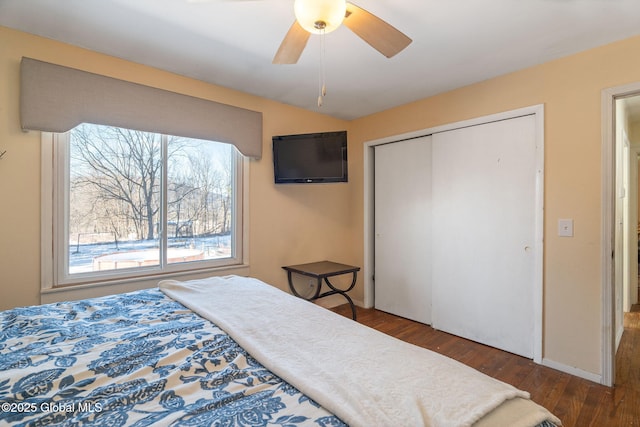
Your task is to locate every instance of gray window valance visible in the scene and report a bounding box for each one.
[20,57,263,159]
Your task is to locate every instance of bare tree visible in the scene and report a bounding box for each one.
[184,148,217,234]
[69,125,233,248]
[181,144,233,236]
[215,148,233,235]
[70,125,161,240]
[166,139,213,239]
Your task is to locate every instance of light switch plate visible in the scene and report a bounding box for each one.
[558,219,573,237]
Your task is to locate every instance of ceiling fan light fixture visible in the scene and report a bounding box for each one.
[294,0,347,34]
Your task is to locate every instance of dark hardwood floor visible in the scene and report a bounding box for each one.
[330,303,640,427]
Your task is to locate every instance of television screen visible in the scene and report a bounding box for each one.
[272,131,347,183]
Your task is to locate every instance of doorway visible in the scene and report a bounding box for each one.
[602,83,640,387]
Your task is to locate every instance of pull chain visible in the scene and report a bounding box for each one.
[318,28,326,107]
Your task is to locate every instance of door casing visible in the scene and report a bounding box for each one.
[601,82,640,387]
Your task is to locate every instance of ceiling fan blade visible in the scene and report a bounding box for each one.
[273,21,311,64]
[343,2,412,58]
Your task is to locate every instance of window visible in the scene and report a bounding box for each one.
[43,123,245,288]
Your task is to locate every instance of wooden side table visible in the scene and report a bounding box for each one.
[282,260,360,320]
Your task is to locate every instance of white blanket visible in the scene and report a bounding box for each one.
[159,275,559,427]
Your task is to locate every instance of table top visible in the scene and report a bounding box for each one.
[282,260,360,278]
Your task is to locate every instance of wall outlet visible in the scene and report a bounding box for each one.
[558,219,574,237]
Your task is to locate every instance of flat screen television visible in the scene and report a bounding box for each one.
[272,131,348,184]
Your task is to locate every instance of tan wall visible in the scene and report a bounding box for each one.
[349,35,640,377]
[0,26,355,309]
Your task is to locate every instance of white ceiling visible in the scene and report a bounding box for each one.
[2,0,640,120]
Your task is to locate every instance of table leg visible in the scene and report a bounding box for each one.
[322,271,358,320]
[286,269,358,320]
[287,270,322,300]
[286,271,302,298]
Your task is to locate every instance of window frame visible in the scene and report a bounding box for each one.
[41,129,249,291]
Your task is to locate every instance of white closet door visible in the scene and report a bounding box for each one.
[374,136,432,324]
[431,115,537,358]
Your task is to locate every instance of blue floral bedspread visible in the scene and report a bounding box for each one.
[0,289,346,427]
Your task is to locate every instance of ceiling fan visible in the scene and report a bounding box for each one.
[273,0,412,64]
[188,0,411,105]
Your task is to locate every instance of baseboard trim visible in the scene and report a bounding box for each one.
[542,358,603,384]
[616,326,624,352]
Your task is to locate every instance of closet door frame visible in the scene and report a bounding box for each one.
[363,104,544,363]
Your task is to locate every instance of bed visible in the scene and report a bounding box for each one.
[0,275,561,426]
